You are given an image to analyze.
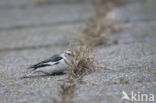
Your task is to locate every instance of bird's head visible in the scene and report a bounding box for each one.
[63,50,76,59]
[61,50,76,65]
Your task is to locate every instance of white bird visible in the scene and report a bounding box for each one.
[26,50,76,76]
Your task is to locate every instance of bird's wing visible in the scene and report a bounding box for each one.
[28,54,63,69]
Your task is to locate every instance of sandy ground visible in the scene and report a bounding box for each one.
[0,0,95,103]
[74,0,156,103]
[0,0,155,103]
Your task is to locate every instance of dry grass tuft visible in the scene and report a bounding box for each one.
[54,46,95,103]
[54,81,76,103]
[68,46,95,79]
[54,1,129,102]
[82,19,108,47]
[55,1,131,102]
[81,0,130,47]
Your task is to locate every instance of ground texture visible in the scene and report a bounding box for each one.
[0,0,155,103]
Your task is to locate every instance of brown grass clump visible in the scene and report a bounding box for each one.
[68,46,95,80]
[81,0,130,47]
[54,81,76,103]
[82,18,109,47]
[54,46,95,103]
[55,1,130,102]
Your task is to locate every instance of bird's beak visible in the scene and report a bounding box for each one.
[72,53,76,58]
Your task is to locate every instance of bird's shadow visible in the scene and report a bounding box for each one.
[20,72,65,79]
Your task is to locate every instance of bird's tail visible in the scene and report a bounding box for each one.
[20,69,37,79]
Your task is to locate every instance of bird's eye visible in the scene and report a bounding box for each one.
[67,53,71,55]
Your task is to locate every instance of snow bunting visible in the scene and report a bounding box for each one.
[26,50,76,76]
